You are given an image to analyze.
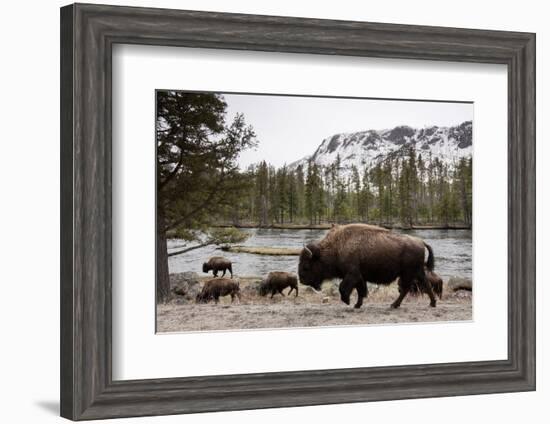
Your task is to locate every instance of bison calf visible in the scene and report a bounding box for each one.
[196,278,241,304]
[399,269,443,300]
[202,256,233,278]
[259,271,298,298]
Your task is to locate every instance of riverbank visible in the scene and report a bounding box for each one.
[214,222,472,230]
[157,276,472,333]
[220,245,301,255]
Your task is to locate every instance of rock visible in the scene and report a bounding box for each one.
[170,272,201,300]
[170,271,200,287]
[452,290,472,299]
[322,296,330,304]
[447,277,472,292]
[172,283,189,296]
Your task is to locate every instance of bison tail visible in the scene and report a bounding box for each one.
[424,242,435,271]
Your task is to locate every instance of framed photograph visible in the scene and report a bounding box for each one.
[60,3,535,420]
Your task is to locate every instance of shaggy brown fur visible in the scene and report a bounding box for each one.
[402,269,443,299]
[298,223,436,309]
[259,271,299,298]
[202,256,233,278]
[196,278,241,304]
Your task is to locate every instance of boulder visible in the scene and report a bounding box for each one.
[170,272,201,299]
[170,271,200,287]
[447,277,472,292]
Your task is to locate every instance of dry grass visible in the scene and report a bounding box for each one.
[157,277,472,333]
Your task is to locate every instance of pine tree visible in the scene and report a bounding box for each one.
[295,165,305,220]
[360,166,371,222]
[255,161,269,227]
[276,165,288,223]
[156,91,256,302]
[351,165,361,220]
[407,146,418,222]
[305,161,315,224]
[456,157,472,225]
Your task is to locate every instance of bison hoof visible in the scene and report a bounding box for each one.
[354,303,362,309]
[430,301,436,307]
[390,302,400,309]
[341,298,350,305]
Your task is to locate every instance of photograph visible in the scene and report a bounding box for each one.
[155,91,473,333]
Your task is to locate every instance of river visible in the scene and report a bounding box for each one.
[167,228,471,281]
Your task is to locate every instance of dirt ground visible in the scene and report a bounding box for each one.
[157,277,472,333]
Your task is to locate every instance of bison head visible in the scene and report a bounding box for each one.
[298,243,324,290]
[257,280,269,297]
[195,291,209,304]
[202,262,210,273]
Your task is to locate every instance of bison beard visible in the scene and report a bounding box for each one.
[298,224,437,309]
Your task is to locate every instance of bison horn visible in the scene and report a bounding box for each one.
[303,245,313,259]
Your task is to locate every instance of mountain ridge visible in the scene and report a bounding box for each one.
[290,120,472,175]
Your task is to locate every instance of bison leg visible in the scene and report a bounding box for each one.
[278,288,285,296]
[213,270,218,277]
[436,281,443,299]
[229,264,233,278]
[221,269,227,277]
[423,278,437,307]
[414,269,436,307]
[354,280,368,309]
[391,278,411,309]
[288,285,298,297]
[339,270,363,307]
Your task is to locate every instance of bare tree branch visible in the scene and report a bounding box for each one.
[168,242,211,257]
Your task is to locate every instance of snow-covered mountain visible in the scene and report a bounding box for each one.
[290,121,472,174]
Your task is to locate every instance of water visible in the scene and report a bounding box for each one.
[168,228,472,281]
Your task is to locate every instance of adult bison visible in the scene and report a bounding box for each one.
[298,224,437,309]
[258,271,299,298]
[195,278,241,304]
[202,256,233,278]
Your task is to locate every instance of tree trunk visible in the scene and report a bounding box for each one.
[260,194,268,227]
[156,207,170,303]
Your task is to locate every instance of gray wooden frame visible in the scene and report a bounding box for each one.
[60,3,536,421]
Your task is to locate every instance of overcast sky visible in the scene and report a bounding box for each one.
[223,93,473,169]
